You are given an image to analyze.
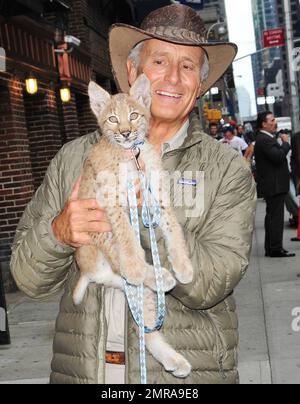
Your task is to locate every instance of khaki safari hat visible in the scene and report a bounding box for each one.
[109,4,238,96]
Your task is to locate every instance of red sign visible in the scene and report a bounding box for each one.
[263,28,285,49]
[258,88,265,96]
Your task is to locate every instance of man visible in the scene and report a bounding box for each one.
[219,126,249,157]
[254,111,295,258]
[237,124,253,145]
[237,124,244,139]
[10,4,256,384]
[209,122,222,140]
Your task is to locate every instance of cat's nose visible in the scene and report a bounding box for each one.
[121,132,131,139]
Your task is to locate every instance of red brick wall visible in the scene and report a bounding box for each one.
[24,84,63,190]
[58,89,81,142]
[68,0,90,49]
[76,92,98,136]
[0,78,35,290]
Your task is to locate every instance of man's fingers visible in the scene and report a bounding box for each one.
[88,222,112,233]
[74,199,104,211]
[69,175,82,201]
[84,209,107,222]
[68,198,105,212]
[73,222,112,233]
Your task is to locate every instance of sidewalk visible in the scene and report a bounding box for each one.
[236,199,300,384]
[0,199,299,384]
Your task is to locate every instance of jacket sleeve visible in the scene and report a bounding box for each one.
[171,158,257,310]
[261,136,291,164]
[10,151,75,300]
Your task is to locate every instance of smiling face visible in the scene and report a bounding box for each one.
[127,39,204,125]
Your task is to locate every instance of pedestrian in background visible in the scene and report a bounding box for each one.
[237,124,255,145]
[254,111,296,258]
[220,126,249,156]
[209,122,222,140]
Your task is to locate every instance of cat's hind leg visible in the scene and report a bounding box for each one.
[145,331,192,378]
[142,288,192,378]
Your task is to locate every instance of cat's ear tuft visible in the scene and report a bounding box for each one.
[88,81,111,117]
[129,74,151,110]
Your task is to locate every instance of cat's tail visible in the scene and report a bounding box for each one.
[73,275,90,305]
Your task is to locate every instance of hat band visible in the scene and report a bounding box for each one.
[145,26,207,44]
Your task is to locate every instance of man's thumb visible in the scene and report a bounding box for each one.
[69,175,82,201]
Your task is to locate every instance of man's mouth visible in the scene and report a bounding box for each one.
[155,90,182,99]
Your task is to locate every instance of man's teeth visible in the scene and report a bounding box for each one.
[156,91,182,98]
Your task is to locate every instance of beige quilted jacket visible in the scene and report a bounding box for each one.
[10,113,257,384]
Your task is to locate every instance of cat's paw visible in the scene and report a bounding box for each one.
[171,255,194,285]
[144,266,176,292]
[163,352,192,379]
[120,255,147,286]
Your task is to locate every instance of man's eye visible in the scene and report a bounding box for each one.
[108,116,118,124]
[130,112,139,121]
[183,64,194,70]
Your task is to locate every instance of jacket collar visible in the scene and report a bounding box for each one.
[259,130,275,139]
[163,111,204,157]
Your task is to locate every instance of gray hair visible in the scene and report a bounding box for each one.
[128,42,210,82]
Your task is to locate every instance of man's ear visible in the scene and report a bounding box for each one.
[127,59,138,87]
[129,74,152,110]
[197,82,203,99]
[88,81,111,117]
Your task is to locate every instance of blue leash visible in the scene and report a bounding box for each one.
[123,146,166,384]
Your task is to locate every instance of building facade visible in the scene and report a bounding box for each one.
[251,0,284,115]
[277,0,300,118]
[200,0,239,121]
[0,0,136,291]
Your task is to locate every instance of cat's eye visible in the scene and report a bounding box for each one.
[108,116,118,124]
[130,112,139,121]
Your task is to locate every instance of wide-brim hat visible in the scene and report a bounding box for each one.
[109,4,238,96]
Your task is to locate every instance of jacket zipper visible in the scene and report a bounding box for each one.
[205,312,227,380]
[97,287,107,384]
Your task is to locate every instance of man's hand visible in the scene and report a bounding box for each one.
[52,176,112,248]
[244,143,254,161]
[280,133,290,143]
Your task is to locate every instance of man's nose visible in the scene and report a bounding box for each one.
[165,64,180,85]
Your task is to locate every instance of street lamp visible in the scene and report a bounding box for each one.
[207,21,227,40]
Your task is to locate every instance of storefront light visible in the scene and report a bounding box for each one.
[60,87,71,103]
[25,76,38,95]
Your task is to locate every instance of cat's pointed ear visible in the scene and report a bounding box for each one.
[88,81,111,117]
[129,74,152,110]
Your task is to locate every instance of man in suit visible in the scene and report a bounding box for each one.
[254,111,296,258]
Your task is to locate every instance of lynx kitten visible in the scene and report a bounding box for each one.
[73,74,194,378]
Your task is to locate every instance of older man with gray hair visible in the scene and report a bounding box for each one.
[11,4,256,384]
